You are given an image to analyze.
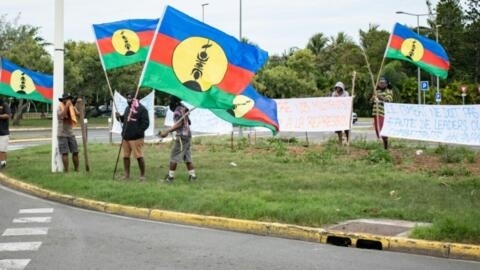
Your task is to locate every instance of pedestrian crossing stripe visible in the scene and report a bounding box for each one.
[13,217,52,223]
[18,208,54,214]
[2,228,48,236]
[0,259,30,269]
[0,242,42,252]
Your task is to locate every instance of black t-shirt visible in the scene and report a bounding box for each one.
[0,102,11,136]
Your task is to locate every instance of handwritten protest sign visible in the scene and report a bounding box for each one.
[381,103,480,146]
[274,97,353,132]
[162,97,353,134]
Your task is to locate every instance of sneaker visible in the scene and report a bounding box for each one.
[188,175,197,182]
[164,175,174,183]
[0,161,6,169]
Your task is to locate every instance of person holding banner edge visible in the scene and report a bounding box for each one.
[371,77,393,150]
[331,81,350,145]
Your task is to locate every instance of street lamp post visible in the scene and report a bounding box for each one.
[239,0,242,39]
[435,24,442,104]
[201,3,209,22]
[396,11,430,104]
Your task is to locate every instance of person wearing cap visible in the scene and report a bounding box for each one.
[115,93,149,181]
[159,95,196,183]
[58,92,79,172]
[0,96,12,169]
[371,77,393,149]
[332,81,350,145]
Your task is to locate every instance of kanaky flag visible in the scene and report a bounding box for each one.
[385,23,450,79]
[141,5,268,110]
[0,58,53,103]
[211,85,279,134]
[93,18,159,70]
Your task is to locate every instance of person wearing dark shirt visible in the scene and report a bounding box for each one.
[115,93,150,181]
[0,97,12,168]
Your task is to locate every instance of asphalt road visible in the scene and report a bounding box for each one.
[1,185,478,270]
[8,120,378,149]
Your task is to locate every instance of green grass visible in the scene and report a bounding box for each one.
[3,136,480,245]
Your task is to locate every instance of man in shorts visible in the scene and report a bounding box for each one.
[115,93,149,181]
[159,95,196,183]
[58,93,79,172]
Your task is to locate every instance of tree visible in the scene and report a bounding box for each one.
[306,33,328,56]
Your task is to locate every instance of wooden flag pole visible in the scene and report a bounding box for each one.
[348,71,357,149]
[76,97,90,172]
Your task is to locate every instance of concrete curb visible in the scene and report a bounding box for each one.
[1,173,479,261]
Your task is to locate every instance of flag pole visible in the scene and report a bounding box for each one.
[347,71,356,149]
[370,32,392,141]
[92,26,119,114]
[360,45,383,140]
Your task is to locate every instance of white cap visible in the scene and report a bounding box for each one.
[334,82,345,91]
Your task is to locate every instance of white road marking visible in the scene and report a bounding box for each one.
[12,217,52,223]
[0,259,30,270]
[2,228,48,236]
[0,242,42,252]
[18,208,54,214]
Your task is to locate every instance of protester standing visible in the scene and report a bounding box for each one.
[58,93,80,172]
[332,81,350,145]
[115,93,149,181]
[0,96,12,168]
[159,95,196,183]
[371,77,393,149]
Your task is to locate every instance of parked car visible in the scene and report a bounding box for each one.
[154,105,168,118]
[352,112,358,124]
[86,105,112,118]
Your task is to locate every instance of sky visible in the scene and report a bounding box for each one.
[3,0,438,56]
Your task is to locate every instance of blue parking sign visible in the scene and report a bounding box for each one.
[421,81,429,91]
[435,91,441,103]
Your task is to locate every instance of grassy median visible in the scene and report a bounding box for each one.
[4,135,480,244]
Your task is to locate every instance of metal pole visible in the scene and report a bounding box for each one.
[238,0,243,137]
[52,0,64,172]
[416,15,422,105]
[201,3,209,22]
[239,0,242,39]
[435,24,441,104]
[396,11,430,104]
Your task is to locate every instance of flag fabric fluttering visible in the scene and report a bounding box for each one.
[140,5,269,111]
[385,23,450,79]
[93,18,159,70]
[211,85,279,133]
[0,58,53,103]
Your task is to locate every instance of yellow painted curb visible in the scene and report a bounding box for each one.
[0,173,479,261]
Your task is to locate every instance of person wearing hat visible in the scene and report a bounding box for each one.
[159,95,196,183]
[57,92,79,172]
[115,93,149,181]
[371,77,393,149]
[0,96,12,169]
[332,81,350,145]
